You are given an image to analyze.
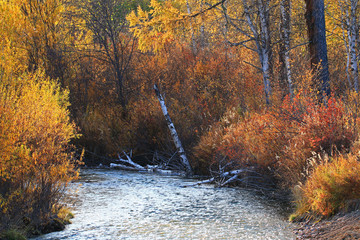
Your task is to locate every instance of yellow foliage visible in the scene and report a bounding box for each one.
[127,0,222,52]
[0,70,79,229]
[127,0,187,52]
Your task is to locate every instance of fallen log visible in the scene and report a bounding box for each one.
[119,151,145,170]
[109,151,186,175]
[182,169,259,188]
[110,152,146,171]
[110,163,142,171]
[149,168,185,176]
[183,177,216,187]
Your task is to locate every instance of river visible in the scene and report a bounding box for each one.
[34,168,295,239]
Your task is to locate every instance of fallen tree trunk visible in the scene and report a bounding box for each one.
[110,152,146,171]
[109,151,186,175]
[154,84,193,176]
[110,163,142,171]
[182,169,261,188]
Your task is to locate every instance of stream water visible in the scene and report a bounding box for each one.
[34,168,295,239]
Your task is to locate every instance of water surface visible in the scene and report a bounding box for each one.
[34,168,295,239]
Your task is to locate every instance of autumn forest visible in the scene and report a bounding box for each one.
[1,0,360,238]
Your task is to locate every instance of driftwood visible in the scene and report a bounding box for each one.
[109,151,186,176]
[110,152,146,171]
[154,84,193,176]
[146,165,185,176]
[182,169,264,188]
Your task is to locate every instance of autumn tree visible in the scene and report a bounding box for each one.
[16,0,75,86]
[221,0,276,104]
[0,70,79,232]
[0,1,79,233]
[77,0,139,108]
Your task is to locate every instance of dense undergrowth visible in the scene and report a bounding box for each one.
[76,43,360,219]
[195,91,360,218]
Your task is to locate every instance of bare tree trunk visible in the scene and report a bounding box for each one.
[259,0,273,104]
[340,6,353,89]
[260,49,272,105]
[240,0,273,105]
[336,0,359,92]
[186,0,197,54]
[154,84,193,176]
[199,0,207,49]
[349,0,359,91]
[304,0,331,99]
[280,0,294,99]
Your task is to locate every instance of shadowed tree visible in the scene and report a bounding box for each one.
[304,0,330,98]
[79,0,137,108]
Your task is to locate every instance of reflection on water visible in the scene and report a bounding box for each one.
[33,169,295,240]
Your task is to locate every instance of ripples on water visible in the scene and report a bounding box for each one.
[33,169,295,240]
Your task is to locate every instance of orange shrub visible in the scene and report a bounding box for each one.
[195,90,357,188]
[193,108,242,174]
[219,111,288,170]
[275,93,355,187]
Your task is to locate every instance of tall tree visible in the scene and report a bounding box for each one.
[4,0,71,85]
[223,0,274,104]
[304,0,331,97]
[79,0,136,107]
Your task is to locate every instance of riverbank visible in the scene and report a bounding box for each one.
[294,210,360,239]
[0,208,73,240]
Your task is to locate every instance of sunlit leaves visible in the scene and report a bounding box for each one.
[0,70,79,225]
[127,0,191,51]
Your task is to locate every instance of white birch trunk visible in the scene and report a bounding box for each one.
[242,0,272,104]
[154,84,193,176]
[260,49,271,105]
[280,0,294,98]
[259,0,272,104]
[339,0,359,92]
[186,0,197,54]
[349,0,359,91]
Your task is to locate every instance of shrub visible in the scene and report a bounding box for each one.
[195,91,357,188]
[76,97,168,161]
[220,111,288,170]
[295,154,360,217]
[0,70,79,232]
[193,108,241,174]
[275,93,355,187]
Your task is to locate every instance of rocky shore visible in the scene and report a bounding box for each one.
[294,210,360,239]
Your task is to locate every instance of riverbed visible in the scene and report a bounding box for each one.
[33,168,295,239]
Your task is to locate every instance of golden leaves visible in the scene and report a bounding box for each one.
[127,0,189,52]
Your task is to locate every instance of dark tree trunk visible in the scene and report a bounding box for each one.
[305,0,331,98]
